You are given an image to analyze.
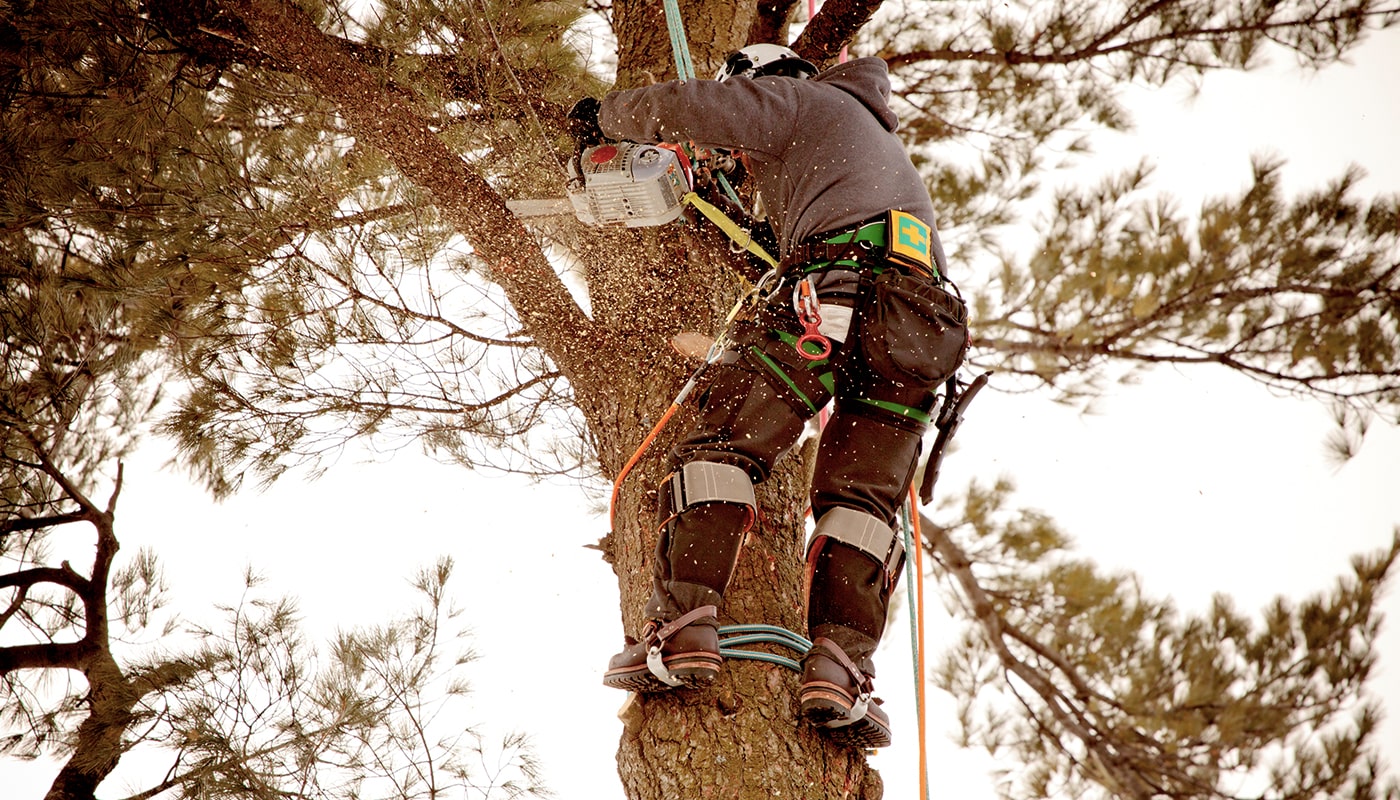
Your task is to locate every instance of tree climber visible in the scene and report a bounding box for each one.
[570,44,968,749]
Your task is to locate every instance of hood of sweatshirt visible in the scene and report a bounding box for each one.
[811,57,899,133]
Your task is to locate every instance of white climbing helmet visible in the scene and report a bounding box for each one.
[714,43,818,82]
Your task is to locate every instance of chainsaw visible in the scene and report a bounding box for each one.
[507,142,692,228]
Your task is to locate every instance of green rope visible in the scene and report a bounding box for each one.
[721,624,812,652]
[661,0,697,81]
[722,648,803,671]
[659,0,775,261]
[715,170,743,207]
[717,623,812,673]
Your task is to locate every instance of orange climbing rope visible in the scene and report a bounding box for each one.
[608,400,684,528]
[909,486,930,800]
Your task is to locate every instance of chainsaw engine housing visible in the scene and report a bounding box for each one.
[569,143,689,227]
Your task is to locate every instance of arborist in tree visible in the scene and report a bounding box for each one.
[570,44,969,749]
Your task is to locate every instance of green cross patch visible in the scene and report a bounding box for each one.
[886,210,933,270]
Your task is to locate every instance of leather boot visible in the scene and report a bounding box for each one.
[603,606,722,692]
[799,637,892,748]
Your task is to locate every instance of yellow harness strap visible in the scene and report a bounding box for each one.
[682,192,778,269]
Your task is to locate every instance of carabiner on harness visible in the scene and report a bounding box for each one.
[792,276,831,361]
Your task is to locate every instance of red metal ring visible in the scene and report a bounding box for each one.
[796,333,832,361]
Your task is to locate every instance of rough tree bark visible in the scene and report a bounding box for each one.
[212,0,887,796]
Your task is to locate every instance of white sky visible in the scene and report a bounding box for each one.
[8,21,1400,800]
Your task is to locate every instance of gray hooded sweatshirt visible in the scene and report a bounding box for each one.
[598,57,947,274]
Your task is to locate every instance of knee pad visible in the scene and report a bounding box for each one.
[804,506,905,587]
[658,460,758,531]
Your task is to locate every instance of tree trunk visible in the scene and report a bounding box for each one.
[44,652,139,800]
[609,446,883,800]
[612,0,758,87]
[40,498,139,800]
[595,5,884,797]
[590,280,882,797]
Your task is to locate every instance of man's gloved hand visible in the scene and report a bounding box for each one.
[567,97,605,145]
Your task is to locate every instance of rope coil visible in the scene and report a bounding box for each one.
[718,624,813,672]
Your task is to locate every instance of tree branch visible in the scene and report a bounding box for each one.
[885,7,1399,71]
[0,641,96,675]
[20,426,106,521]
[0,510,91,535]
[750,0,802,48]
[316,262,538,350]
[922,512,1162,799]
[0,564,91,595]
[793,0,885,65]
[215,0,601,389]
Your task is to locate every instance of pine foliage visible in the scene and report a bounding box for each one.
[984,159,1400,419]
[2,5,553,794]
[121,561,549,800]
[926,485,1399,800]
[863,0,1400,431]
[147,0,599,492]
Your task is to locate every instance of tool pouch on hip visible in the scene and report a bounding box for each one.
[858,271,969,387]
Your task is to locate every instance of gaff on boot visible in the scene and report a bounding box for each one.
[603,606,722,692]
[799,637,893,749]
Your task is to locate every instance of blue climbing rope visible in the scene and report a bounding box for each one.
[902,502,922,714]
[661,0,697,81]
[718,623,812,672]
